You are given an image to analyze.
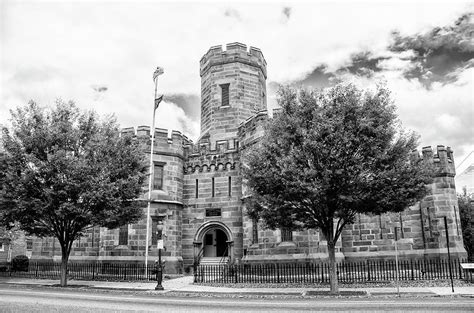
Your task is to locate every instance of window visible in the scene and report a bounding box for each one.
[220,83,230,106]
[119,225,128,245]
[0,242,4,252]
[153,164,164,190]
[195,179,199,198]
[281,228,293,242]
[212,177,215,197]
[228,176,231,196]
[252,219,259,244]
[26,239,33,251]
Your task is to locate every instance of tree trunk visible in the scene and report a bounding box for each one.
[60,248,69,287]
[328,240,339,294]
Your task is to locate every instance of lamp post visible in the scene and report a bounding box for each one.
[155,220,164,290]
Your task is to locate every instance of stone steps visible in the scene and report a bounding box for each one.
[199,257,229,266]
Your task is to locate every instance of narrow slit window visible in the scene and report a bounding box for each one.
[119,224,128,245]
[195,179,199,198]
[228,176,231,196]
[252,219,259,244]
[212,177,215,197]
[153,164,164,190]
[281,228,293,242]
[221,83,230,106]
[26,239,33,251]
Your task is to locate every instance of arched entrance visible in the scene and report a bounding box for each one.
[193,221,233,263]
[203,228,228,257]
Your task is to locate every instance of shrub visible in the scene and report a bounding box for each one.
[12,255,29,272]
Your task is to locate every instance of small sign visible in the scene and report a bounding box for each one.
[206,208,221,217]
[157,240,164,249]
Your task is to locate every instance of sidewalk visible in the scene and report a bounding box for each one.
[1,275,473,297]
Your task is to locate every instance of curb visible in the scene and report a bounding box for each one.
[1,281,472,298]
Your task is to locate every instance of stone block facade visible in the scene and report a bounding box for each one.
[24,43,466,272]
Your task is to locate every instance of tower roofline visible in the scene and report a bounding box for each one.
[200,42,267,78]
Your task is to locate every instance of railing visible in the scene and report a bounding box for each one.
[219,246,230,265]
[0,262,157,281]
[195,248,204,266]
[194,258,470,284]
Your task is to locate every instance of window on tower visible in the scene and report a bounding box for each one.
[153,163,164,190]
[221,83,230,107]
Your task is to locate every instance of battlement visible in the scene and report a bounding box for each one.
[412,145,456,177]
[120,126,193,146]
[183,138,240,174]
[200,42,267,78]
[237,109,281,149]
[183,137,239,157]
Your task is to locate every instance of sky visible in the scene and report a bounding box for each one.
[1,0,473,177]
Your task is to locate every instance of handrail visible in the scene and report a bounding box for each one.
[219,246,230,265]
[194,247,204,268]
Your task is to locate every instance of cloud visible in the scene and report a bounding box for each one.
[92,85,108,93]
[282,7,291,21]
[267,12,474,170]
[224,8,241,20]
[164,93,200,121]
[290,65,339,89]
[155,101,200,141]
[337,52,388,78]
[388,13,474,88]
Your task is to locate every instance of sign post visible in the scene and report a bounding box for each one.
[444,216,454,293]
[394,227,400,298]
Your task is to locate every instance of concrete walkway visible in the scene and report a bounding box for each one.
[1,275,473,297]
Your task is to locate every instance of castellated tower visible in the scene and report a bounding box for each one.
[199,42,267,144]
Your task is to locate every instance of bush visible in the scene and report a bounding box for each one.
[12,255,29,272]
[0,264,8,272]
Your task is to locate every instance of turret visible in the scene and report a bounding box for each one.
[199,43,267,144]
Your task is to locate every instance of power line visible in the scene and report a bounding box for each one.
[456,150,473,170]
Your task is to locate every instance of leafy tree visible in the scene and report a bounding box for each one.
[0,100,148,286]
[458,188,473,261]
[243,84,433,294]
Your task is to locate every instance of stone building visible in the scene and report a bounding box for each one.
[25,43,466,273]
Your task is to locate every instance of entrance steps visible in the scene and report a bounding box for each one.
[199,257,229,266]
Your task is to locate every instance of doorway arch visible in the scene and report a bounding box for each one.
[193,221,233,262]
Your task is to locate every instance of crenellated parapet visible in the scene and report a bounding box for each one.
[121,126,193,150]
[411,145,456,177]
[200,42,267,78]
[183,138,240,174]
[238,109,281,149]
[121,126,193,159]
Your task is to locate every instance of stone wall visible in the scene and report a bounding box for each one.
[342,145,466,261]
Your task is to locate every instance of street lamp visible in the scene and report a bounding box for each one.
[155,220,164,290]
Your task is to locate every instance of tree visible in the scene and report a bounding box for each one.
[0,100,148,286]
[458,188,473,261]
[243,84,433,294]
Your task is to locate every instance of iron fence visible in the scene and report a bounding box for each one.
[194,258,470,284]
[0,258,470,283]
[0,262,157,281]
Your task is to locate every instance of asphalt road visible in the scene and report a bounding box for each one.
[0,286,473,312]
